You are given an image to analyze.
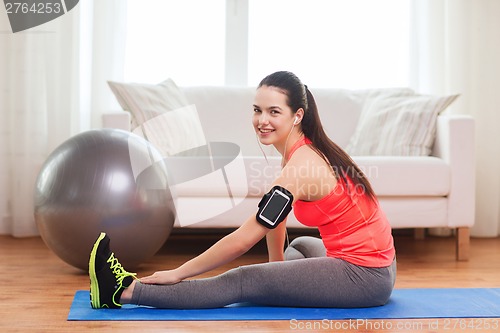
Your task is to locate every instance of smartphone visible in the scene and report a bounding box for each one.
[258,189,291,227]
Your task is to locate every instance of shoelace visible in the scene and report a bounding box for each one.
[107,252,137,286]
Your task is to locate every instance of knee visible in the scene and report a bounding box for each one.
[284,245,305,260]
[285,236,325,260]
[284,237,308,260]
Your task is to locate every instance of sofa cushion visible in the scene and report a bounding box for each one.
[172,155,449,198]
[346,93,459,156]
[353,156,450,196]
[108,78,190,129]
[244,156,450,197]
[108,79,206,156]
[131,104,206,156]
[172,196,450,229]
[313,87,415,148]
[378,197,448,228]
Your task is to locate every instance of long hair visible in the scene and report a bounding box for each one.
[258,71,376,200]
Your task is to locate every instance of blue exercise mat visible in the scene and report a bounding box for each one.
[68,288,500,321]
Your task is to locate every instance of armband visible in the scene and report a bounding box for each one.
[256,186,293,229]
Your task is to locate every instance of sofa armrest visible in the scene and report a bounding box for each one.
[102,111,131,131]
[432,114,475,228]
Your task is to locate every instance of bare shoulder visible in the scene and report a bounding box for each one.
[286,144,330,172]
[280,144,337,201]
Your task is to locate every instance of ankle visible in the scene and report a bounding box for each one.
[119,279,136,304]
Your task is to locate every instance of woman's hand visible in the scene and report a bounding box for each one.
[140,269,182,285]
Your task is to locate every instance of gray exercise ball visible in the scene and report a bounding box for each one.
[34,129,175,270]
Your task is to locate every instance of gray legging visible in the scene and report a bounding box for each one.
[130,236,396,309]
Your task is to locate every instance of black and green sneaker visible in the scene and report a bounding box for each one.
[89,232,137,309]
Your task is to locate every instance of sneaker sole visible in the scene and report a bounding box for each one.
[89,232,106,309]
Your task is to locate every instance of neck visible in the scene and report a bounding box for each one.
[275,130,304,159]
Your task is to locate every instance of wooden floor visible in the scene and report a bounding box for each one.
[1,230,499,333]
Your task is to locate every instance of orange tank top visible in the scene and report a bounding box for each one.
[289,137,395,267]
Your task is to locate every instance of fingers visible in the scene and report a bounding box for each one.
[139,275,157,284]
[137,269,183,285]
[138,271,180,285]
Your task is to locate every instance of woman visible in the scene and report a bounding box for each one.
[89,71,396,309]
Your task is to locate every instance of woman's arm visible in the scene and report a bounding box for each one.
[266,219,287,262]
[140,215,269,284]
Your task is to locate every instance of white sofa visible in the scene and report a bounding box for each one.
[103,86,475,261]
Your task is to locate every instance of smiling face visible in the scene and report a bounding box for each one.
[252,85,298,149]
